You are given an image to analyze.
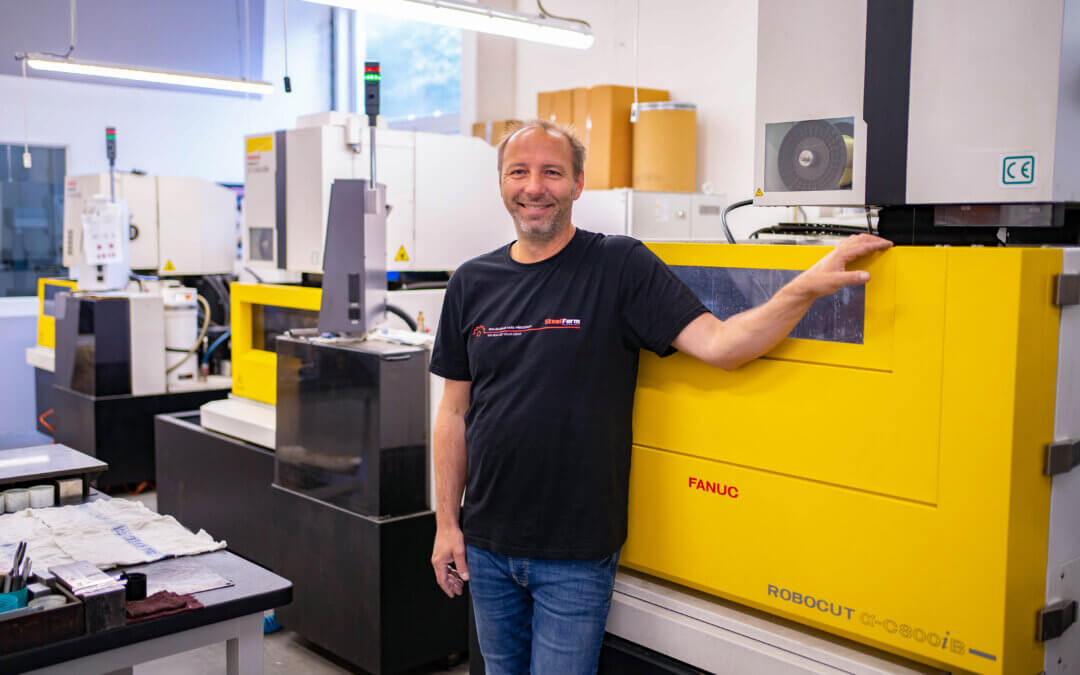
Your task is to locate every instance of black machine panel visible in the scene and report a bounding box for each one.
[274,336,428,517]
[53,294,132,397]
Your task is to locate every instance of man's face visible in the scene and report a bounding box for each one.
[499,128,584,242]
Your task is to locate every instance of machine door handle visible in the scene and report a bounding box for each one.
[1046,440,1080,476]
[1038,600,1077,641]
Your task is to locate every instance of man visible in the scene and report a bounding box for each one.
[430,120,890,674]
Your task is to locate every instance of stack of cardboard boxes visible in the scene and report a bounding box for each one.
[471,85,675,191]
[538,85,669,190]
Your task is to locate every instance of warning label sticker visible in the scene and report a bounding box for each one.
[245,136,273,154]
[394,246,410,262]
[245,136,274,175]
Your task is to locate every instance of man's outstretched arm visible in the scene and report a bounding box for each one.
[672,234,892,370]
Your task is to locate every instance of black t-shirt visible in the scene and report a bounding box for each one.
[430,228,708,559]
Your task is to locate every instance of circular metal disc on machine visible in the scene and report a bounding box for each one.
[777,120,853,191]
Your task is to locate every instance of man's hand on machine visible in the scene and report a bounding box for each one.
[672,233,892,371]
[786,233,892,299]
[431,526,470,598]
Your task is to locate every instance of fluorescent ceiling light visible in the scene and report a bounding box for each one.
[25,56,274,95]
[306,0,594,49]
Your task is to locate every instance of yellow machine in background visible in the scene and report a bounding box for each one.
[199,283,322,447]
[623,243,1064,674]
[229,283,323,406]
[202,282,444,455]
[26,279,79,432]
[35,278,78,350]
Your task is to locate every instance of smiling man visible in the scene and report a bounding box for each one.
[429,120,890,674]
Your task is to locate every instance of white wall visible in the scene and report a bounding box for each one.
[461,0,518,135]
[0,0,332,184]
[511,0,794,237]
[0,300,38,433]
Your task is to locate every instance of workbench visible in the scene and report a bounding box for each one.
[1,550,291,675]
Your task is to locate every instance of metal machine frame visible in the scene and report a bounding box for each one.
[199,283,321,449]
[229,283,322,406]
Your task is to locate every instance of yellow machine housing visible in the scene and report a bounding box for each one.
[36,278,78,349]
[230,283,322,405]
[624,244,1061,674]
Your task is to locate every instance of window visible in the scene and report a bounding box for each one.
[0,145,66,297]
[672,265,866,344]
[363,14,462,133]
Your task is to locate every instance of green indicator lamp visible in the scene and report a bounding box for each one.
[364,61,380,127]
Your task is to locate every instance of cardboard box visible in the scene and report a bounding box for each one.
[571,87,589,139]
[491,120,519,145]
[537,91,556,123]
[553,89,574,125]
[537,88,575,125]
[471,120,522,146]
[585,85,669,189]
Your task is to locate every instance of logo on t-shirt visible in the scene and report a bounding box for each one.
[472,318,583,338]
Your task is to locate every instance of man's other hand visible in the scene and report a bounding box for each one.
[788,234,892,299]
[432,525,470,598]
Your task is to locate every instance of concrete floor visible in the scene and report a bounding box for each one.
[135,630,470,674]
[117,490,471,675]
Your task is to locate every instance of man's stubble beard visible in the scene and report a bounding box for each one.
[508,198,571,244]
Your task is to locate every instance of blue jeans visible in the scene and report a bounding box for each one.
[467,544,620,675]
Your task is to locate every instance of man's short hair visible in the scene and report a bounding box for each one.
[496,119,587,180]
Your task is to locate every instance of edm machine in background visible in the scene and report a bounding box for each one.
[155,63,505,674]
[26,128,237,490]
[600,2,1080,675]
[196,77,510,497]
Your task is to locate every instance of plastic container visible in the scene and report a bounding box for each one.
[163,286,199,389]
[121,571,147,601]
[29,485,54,508]
[3,488,29,513]
[29,595,67,610]
[0,587,29,612]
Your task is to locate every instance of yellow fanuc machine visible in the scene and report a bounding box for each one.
[608,1,1080,673]
[620,243,1077,674]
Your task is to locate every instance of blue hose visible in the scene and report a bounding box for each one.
[201,329,231,366]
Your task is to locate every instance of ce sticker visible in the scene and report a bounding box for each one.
[1002,155,1035,186]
